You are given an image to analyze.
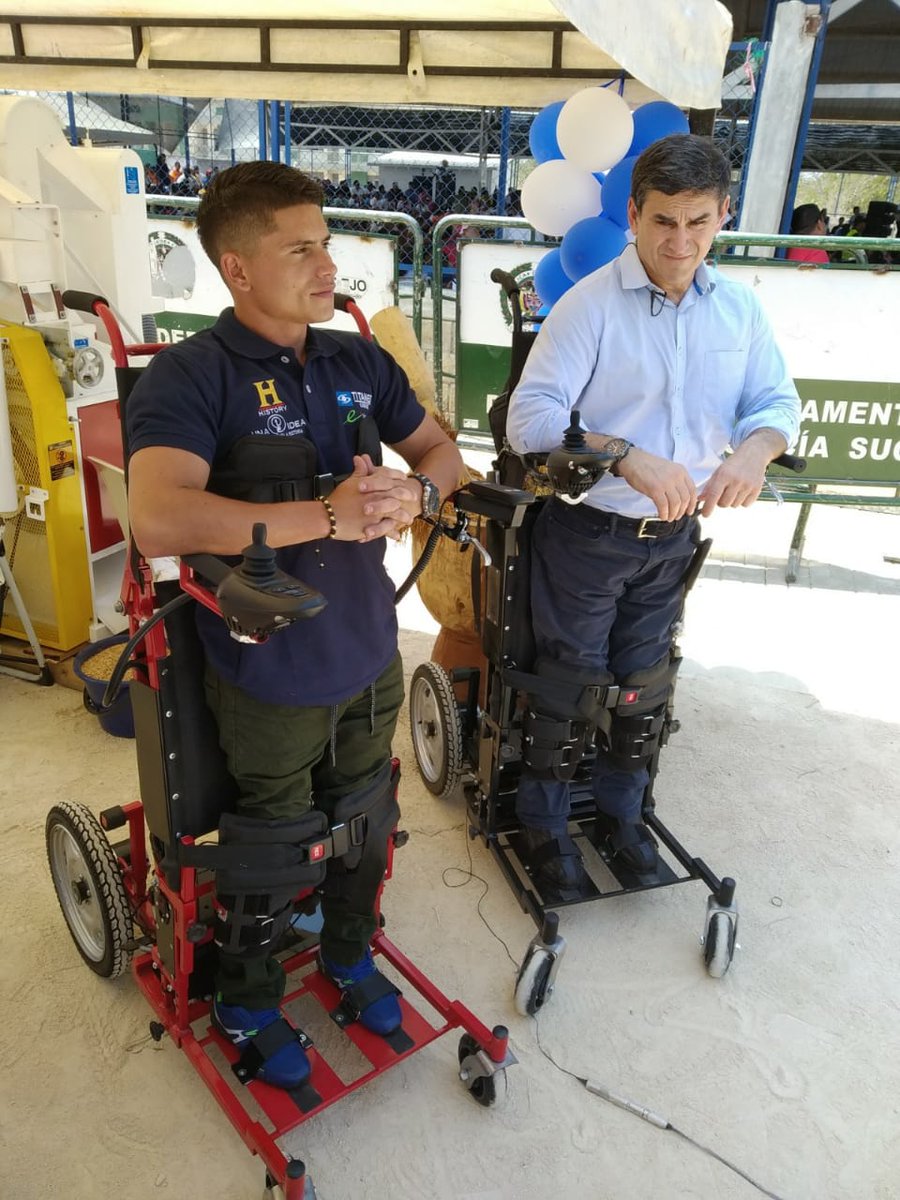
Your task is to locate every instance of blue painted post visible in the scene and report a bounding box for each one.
[182,96,191,170]
[258,100,268,161]
[735,40,771,230]
[779,0,831,234]
[495,106,511,239]
[66,92,78,146]
[269,100,281,164]
[284,102,292,167]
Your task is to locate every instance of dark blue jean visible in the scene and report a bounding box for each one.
[516,498,698,832]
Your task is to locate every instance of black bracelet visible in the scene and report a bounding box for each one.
[320,496,337,539]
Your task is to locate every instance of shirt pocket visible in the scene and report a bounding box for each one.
[701,349,747,406]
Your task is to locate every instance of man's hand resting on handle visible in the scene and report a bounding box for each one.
[696,428,787,518]
[585,428,787,521]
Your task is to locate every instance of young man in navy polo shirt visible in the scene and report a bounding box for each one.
[127,162,462,1090]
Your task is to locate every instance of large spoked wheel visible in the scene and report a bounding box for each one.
[46,802,133,978]
[458,1034,506,1108]
[409,662,464,799]
[703,911,737,979]
[514,947,555,1016]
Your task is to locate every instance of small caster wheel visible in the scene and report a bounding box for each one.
[703,910,737,978]
[514,947,555,1016]
[458,1033,505,1108]
[263,1162,317,1199]
[149,1021,166,1042]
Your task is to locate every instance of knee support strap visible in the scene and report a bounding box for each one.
[213,809,330,957]
[520,658,618,782]
[603,655,681,771]
[322,761,399,900]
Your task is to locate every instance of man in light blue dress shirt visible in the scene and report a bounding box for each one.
[506,135,800,891]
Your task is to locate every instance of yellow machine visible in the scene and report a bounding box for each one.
[0,320,93,651]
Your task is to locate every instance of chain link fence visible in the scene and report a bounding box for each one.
[714,40,768,222]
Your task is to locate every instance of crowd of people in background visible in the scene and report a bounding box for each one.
[143,151,524,267]
[144,147,895,270]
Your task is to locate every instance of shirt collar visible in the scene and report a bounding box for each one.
[618,242,717,297]
[211,308,343,360]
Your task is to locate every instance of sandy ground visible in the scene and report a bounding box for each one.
[2,495,899,1200]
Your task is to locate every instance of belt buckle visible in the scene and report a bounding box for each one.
[637,517,659,539]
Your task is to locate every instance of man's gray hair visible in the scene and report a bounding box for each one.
[630,134,730,211]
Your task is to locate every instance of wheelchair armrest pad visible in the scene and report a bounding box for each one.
[455,479,536,522]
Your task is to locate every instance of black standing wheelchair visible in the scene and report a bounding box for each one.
[44,292,515,1200]
[408,268,806,1017]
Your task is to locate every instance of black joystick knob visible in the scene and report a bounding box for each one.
[561,411,588,451]
[238,522,277,581]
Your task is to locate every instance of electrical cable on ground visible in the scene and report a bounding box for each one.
[446,854,786,1200]
[441,833,519,970]
[534,1014,786,1200]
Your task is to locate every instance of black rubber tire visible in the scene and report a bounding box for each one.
[458,1033,501,1107]
[409,661,464,799]
[514,948,554,1016]
[703,910,736,979]
[46,802,133,978]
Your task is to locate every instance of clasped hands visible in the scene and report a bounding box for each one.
[330,454,423,542]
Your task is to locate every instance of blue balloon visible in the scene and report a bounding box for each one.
[560,215,628,282]
[601,155,638,229]
[529,101,565,164]
[533,248,574,308]
[627,101,690,157]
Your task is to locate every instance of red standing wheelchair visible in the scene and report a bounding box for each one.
[45,292,514,1199]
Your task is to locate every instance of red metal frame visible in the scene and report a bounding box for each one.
[97,298,510,1197]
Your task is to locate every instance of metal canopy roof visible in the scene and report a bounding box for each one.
[723,0,900,122]
[0,2,732,110]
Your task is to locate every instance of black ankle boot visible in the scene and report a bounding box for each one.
[520,826,590,891]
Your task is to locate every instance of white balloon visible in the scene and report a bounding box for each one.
[557,88,635,174]
[521,159,603,237]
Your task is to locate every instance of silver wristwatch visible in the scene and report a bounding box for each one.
[410,472,441,517]
[603,438,634,475]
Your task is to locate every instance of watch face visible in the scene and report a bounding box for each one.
[422,482,440,516]
[414,474,440,516]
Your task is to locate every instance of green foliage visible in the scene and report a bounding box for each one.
[795,171,891,222]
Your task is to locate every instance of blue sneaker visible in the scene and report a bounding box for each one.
[211,998,311,1089]
[319,949,402,1036]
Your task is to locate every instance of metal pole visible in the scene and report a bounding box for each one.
[495,107,511,239]
[269,100,281,164]
[182,96,191,171]
[779,0,831,234]
[735,40,771,228]
[284,102,292,167]
[66,92,78,146]
[258,100,268,161]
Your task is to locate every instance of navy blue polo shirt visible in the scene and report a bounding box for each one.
[126,308,425,706]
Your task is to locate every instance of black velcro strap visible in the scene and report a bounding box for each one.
[527,833,581,871]
[231,1018,312,1083]
[382,1027,414,1053]
[330,968,401,1025]
[287,1082,324,1113]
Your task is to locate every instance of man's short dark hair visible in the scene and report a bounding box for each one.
[630,134,730,211]
[790,203,823,234]
[197,161,324,267]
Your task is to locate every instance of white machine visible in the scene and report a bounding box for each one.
[0,94,153,647]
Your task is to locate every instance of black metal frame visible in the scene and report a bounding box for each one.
[448,478,736,932]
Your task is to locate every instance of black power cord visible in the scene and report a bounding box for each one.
[446,838,787,1200]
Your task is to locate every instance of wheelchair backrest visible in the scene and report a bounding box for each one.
[118,360,239,849]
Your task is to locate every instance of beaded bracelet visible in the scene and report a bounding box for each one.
[320,496,338,539]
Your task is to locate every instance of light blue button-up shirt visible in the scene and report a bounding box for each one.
[506,243,801,518]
